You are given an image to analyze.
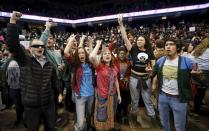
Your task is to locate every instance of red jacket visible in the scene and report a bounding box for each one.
[109,42,131,90]
[65,55,94,95]
[114,58,131,90]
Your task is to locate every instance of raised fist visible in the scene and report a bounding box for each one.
[96,39,102,45]
[118,14,123,25]
[67,34,76,42]
[88,36,94,43]
[45,19,57,29]
[11,11,22,21]
[81,34,87,40]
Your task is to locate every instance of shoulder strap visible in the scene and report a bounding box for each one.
[182,56,189,69]
[158,56,166,75]
[159,56,166,67]
[109,68,114,95]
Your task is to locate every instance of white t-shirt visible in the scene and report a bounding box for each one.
[162,56,179,95]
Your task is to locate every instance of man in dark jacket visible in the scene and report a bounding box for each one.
[6,11,61,131]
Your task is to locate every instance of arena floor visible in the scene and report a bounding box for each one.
[1,106,209,131]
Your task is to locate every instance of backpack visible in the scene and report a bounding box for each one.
[0,58,12,90]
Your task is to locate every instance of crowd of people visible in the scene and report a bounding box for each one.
[0,10,209,131]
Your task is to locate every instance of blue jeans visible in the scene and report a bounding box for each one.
[129,76,155,117]
[158,91,187,131]
[74,96,94,131]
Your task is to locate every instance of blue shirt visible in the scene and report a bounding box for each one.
[80,63,94,96]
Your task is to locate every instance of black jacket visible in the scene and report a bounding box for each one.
[6,23,58,107]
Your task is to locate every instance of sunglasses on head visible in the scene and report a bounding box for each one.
[31,45,45,48]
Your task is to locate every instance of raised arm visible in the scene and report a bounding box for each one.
[87,36,94,53]
[6,11,26,65]
[78,34,86,48]
[40,21,53,47]
[64,35,76,58]
[7,12,20,49]
[89,40,102,67]
[118,14,132,51]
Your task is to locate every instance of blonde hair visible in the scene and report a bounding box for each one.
[193,37,209,57]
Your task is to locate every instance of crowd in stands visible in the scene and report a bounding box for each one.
[1,18,208,51]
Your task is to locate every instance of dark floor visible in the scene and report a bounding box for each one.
[1,106,209,131]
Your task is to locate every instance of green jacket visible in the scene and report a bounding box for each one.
[40,29,65,79]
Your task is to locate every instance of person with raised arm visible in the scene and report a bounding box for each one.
[89,39,121,130]
[6,11,61,131]
[64,34,95,131]
[39,20,64,105]
[78,34,94,54]
[118,14,156,127]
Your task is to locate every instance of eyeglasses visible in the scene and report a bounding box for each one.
[31,45,45,48]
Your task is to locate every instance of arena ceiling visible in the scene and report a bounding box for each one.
[48,0,134,3]
[19,0,140,5]
[3,0,206,6]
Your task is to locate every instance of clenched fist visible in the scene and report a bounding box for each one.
[10,11,22,24]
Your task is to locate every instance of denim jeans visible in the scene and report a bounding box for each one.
[129,76,155,117]
[74,95,94,131]
[158,91,187,131]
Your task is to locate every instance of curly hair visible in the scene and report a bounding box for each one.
[116,47,127,56]
[193,37,209,57]
[136,35,152,51]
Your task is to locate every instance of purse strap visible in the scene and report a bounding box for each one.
[109,68,114,95]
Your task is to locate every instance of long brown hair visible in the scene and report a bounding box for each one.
[193,37,209,57]
[73,47,90,68]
